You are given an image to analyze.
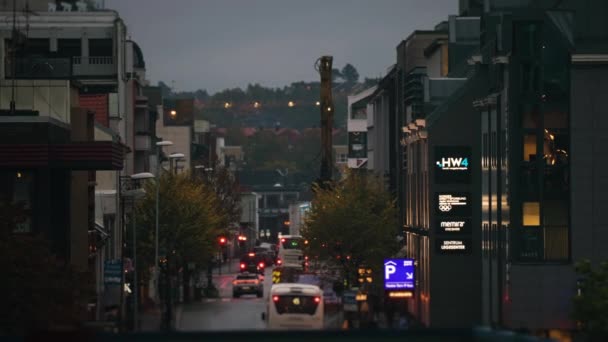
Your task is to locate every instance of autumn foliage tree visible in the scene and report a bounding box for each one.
[302,170,399,293]
[134,172,226,281]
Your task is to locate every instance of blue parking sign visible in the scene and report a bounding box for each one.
[384,258,415,290]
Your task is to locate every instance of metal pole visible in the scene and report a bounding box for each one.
[155,147,160,304]
[118,183,125,331]
[133,203,138,331]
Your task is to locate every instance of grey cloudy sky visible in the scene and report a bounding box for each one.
[106,0,458,94]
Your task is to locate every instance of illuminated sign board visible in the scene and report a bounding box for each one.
[435,238,472,255]
[437,218,471,234]
[434,146,471,184]
[383,259,415,290]
[435,193,471,217]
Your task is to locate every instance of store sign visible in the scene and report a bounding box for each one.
[434,146,472,184]
[435,238,472,255]
[437,218,471,234]
[383,259,415,290]
[435,193,471,217]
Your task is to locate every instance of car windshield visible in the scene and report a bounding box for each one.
[5,1,594,340]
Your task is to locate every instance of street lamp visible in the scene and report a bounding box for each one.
[169,153,185,174]
[124,172,153,332]
[154,140,172,307]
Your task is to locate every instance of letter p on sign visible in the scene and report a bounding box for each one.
[385,265,396,279]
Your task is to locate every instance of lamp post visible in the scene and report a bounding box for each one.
[169,153,185,174]
[129,172,154,331]
[154,140,172,307]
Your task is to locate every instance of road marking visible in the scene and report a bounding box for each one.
[222,298,231,302]
[204,298,217,303]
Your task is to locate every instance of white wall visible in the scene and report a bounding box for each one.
[0,80,72,122]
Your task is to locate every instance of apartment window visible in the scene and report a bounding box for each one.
[88,39,113,57]
[523,202,540,226]
[522,104,540,129]
[57,39,81,58]
[336,153,347,163]
[522,133,537,162]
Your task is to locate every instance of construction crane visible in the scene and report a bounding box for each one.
[314,56,334,189]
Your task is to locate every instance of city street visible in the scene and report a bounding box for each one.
[178,259,270,331]
[177,259,343,331]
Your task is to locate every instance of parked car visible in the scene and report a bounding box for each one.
[232,272,263,298]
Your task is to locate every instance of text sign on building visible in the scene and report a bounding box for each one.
[383,258,415,290]
[435,238,472,255]
[435,193,471,217]
[434,146,471,184]
[437,218,471,234]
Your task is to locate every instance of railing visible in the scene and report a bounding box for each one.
[5,57,72,79]
[72,56,116,77]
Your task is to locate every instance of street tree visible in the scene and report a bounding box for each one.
[302,170,398,293]
[572,259,608,341]
[194,163,242,230]
[134,172,225,280]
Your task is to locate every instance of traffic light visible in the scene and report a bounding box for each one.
[218,236,227,246]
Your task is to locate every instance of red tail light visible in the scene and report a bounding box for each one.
[259,262,265,268]
[314,296,321,303]
[272,296,280,302]
[277,259,282,265]
[240,263,245,269]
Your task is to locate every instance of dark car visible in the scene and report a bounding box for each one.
[240,252,264,275]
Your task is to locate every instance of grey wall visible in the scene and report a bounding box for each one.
[570,65,608,263]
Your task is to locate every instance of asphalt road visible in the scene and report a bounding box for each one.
[177,260,343,332]
[178,260,270,332]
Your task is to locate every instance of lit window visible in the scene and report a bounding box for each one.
[523,202,540,226]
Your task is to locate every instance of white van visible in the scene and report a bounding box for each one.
[262,283,324,330]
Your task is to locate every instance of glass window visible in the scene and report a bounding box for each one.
[523,133,537,162]
[523,202,540,226]
[266,194,279,208]
[522,104,540,129]
[57,39,81,58]
[88,38,113,57]
[273,295,319,315]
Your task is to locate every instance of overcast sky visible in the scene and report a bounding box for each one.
[105,0,458,94]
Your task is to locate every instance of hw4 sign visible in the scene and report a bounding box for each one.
[434,146,471,184]
[384,259,415,290]
[436,157,469,170]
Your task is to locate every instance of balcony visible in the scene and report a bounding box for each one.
[5,57,72,79]
[72,56,116,77]
[5,56,117,79]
